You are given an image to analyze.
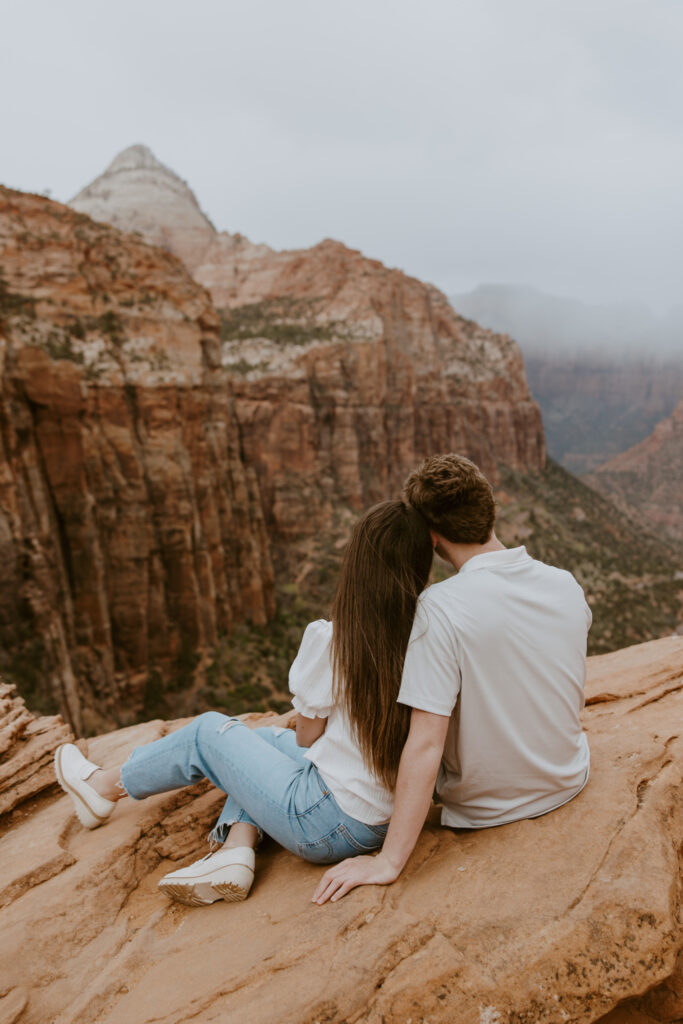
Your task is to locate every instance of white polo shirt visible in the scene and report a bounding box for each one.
[397,546,591,829]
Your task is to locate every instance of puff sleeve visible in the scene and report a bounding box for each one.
[289,619,335,719]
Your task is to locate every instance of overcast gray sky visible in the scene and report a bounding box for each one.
[3,0,682,312]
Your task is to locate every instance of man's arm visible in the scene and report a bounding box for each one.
[296,713,327,748]
[312,708,449,904]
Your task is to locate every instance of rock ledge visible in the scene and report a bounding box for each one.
[0,637,681,1023]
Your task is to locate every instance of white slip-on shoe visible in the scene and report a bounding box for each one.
[54,743,117,830]
[158,846,256,907]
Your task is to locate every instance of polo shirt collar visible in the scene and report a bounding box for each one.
[458,545,529,574]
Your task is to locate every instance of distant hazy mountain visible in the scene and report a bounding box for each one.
[451,283,682,360]
[586,399,683,543]
[451,284,683,474]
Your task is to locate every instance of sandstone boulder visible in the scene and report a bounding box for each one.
[0,679,73,816]
[0,636,681,1023]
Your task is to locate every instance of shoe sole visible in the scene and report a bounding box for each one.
[157,882,221,907]
[54,745,111,830]
[212,881,250,903]
[158,880,249,906]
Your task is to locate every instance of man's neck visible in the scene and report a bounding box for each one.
[434,531,506,572]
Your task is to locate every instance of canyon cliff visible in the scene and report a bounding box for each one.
[524,355,683,476]
[1,149,679,731]
[1,177,544,729]
[0,636,681,1023]
[66,147,681,682]
[72,145,546,538]
[0,187,274,733]
[586,399,683,543]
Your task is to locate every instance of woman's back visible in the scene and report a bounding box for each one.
[290,619,395,825]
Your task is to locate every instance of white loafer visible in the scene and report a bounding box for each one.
[158,846,255,907]
[54,743,117,829]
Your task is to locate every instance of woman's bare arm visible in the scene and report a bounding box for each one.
[312,708,449,903]
[296,713,327,748]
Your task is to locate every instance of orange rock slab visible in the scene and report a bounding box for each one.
[0,637,681,1023]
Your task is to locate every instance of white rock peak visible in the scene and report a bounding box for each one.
[104,144,171,176]
[70,143,217,268]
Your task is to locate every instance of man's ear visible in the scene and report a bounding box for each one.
[429,530,440,550]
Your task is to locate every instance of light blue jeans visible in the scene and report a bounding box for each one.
[120,711,388,864]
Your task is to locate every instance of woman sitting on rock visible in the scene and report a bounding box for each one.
[54,500,433,908]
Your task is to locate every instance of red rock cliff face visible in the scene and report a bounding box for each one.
[0,188,273,733]
[210,239,546,537]
[72,146,546,539]
[11,146,547,726]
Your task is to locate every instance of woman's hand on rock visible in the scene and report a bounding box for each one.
[312,852,399,904]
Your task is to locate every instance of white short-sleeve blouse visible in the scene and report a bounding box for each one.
[289,620,393,825]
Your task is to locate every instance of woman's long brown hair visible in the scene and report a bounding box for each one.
[330,500,433,789]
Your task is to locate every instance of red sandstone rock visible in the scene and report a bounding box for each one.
[214,239,546,537]
[0,637,681,1023]
[0,679,73,815]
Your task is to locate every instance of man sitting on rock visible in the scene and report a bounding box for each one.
[313,453,592,903]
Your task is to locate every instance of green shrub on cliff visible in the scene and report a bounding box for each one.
[220,296,341,347]
[44,329,84,364]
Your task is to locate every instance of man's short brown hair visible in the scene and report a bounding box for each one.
[403,454,496,544]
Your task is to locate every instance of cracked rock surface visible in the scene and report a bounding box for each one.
[0,636,681,1023]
